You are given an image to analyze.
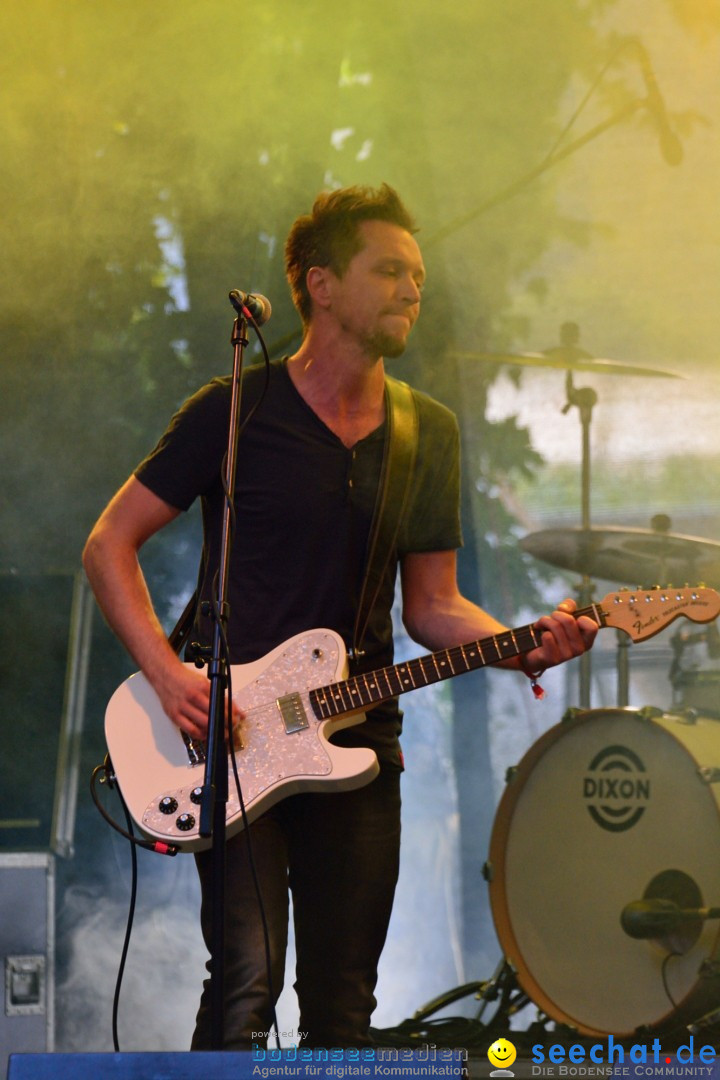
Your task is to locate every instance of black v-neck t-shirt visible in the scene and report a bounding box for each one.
[135,359,461,766]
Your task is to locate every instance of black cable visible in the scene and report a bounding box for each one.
[220,311,272,524]
[89,758,162,1052]
[90,314,276,1052]
[111,793,139,1052]
[370,964,533,1048]
[661,951,682,1011]
[90,759,179,856]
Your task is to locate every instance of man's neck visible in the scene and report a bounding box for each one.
[287,332,387,448]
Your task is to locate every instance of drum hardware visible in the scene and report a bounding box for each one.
[487,707,720,1037]
[369,959,533,1048]
[690,1003,720,1035]
[666,708,703,726]
[672,673,720,718]
[460,323,684,707]
[451,335,720,1039]
[671,626,720,677]
[520,527,720,592]
[453,323,683,381]
[620,869,707,954]
[521,522,720,709]
[670,623,720,716]
[503,765,519,785]
[562,703,664,724]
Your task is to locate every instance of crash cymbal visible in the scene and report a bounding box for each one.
[453,349,682,379]
[520,526,720,586]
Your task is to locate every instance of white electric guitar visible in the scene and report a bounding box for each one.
[105,586,720,852]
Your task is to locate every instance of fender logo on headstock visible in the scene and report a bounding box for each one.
[602,587,720,643]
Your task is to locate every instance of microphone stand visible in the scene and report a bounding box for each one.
[198,305,250,1050]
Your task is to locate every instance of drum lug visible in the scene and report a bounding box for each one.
[562,706,583,723]
[482,860,494,883]
[636,705,665,721]
[505,765,518,784]
[698,766,720,784]
[664,706,700,725]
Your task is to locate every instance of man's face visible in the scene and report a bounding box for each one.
[324,219,425,358]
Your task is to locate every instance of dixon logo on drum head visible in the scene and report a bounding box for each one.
[583,744,650,832]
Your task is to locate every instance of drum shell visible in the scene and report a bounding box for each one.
[487,707,720,1038]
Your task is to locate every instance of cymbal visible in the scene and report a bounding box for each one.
[520,526,720,586]
[454,349,682,379]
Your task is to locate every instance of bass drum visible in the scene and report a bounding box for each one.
[487,707,720,1037]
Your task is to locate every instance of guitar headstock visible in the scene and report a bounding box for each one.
[599,586,720,642]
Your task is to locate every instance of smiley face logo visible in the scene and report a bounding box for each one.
[488,1038,517,1074]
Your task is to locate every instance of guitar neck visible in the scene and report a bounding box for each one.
[309,603,605,720]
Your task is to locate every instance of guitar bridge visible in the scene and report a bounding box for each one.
[277,692,310,734]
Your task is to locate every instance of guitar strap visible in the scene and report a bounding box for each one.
[168,375,420,661]
[168,574,203,656]
[351,375,419,662]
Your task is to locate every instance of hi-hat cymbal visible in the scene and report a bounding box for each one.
[454,349,682,379]
[520,526,720,586]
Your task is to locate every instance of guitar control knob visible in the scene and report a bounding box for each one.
[189,787,204,805]
[158,797,178,815]
[176,813,196,831]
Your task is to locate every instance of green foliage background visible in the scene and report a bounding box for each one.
[3,0,716,615]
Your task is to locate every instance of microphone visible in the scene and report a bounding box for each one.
[621,898,720,940]
[229,289,272,326]
[621,898,686,939]
[635,41,683,166]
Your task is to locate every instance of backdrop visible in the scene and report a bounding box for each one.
[1,0,718,1055]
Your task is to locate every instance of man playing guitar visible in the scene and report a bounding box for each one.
[83,183,597,1050]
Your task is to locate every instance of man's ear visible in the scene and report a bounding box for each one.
[306,265,334,312]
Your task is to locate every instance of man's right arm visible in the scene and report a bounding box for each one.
[82,475,218,740]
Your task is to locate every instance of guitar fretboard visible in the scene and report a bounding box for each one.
[309,603,604,720]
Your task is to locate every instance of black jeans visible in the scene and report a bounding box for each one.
[191,769,402,1050]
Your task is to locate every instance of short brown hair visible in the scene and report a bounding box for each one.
[284,183,417,327]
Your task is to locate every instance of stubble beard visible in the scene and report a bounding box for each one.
[362,328,409,360]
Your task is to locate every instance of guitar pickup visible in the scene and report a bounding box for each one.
[182,732,207,767]
[277,692,310,734]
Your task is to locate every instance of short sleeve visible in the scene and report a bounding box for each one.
[398,391,463,555]
[134,379,232,511]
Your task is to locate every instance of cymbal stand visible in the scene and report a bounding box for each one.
[561,368,597,708]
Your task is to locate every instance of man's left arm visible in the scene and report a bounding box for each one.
[400,549,597,673]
